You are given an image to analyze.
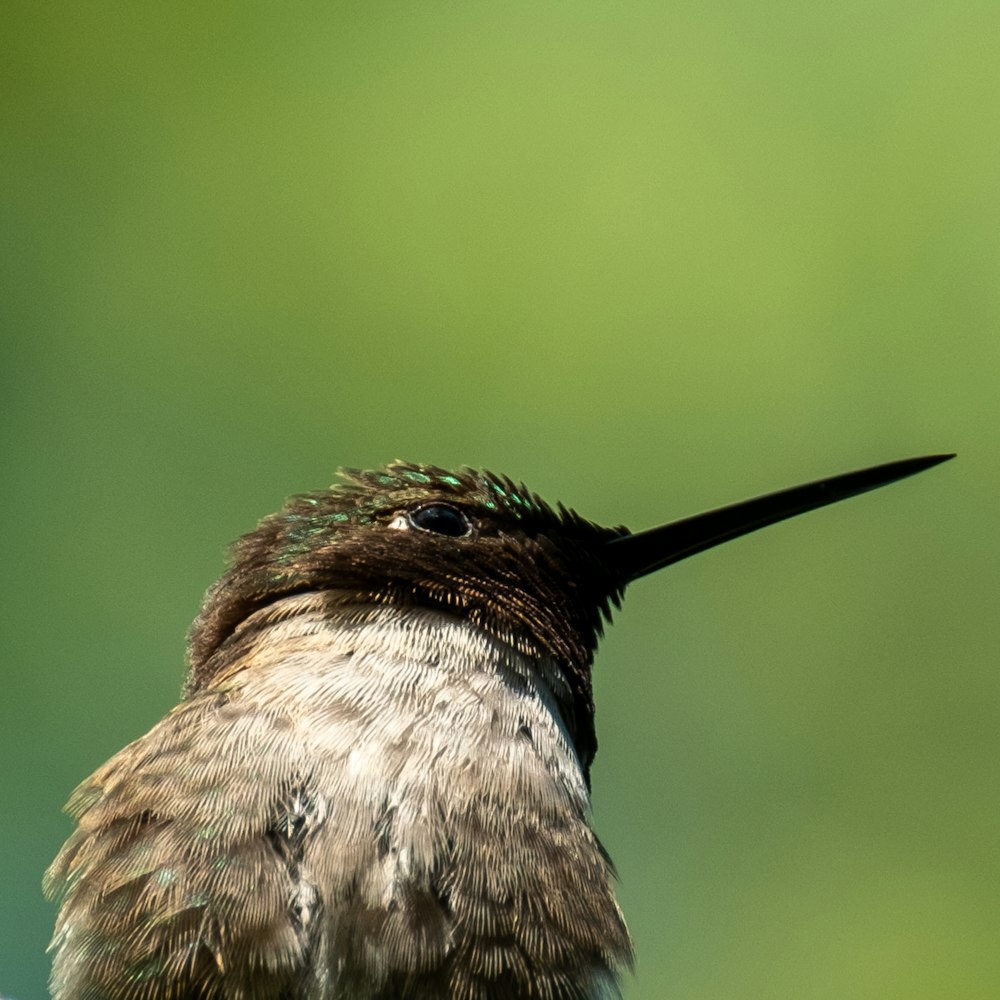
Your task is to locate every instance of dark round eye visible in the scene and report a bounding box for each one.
[407,503,472,537]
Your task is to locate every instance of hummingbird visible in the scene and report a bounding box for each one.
[45,454,952,1000]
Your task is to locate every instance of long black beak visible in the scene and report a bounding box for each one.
[606,454,955,584]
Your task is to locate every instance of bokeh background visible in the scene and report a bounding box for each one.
[3,2,997,997]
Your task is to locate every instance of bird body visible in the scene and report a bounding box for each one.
[46,457,952,999]
[48,597,628,998]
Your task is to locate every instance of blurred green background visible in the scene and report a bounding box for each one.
[3,2,997,997]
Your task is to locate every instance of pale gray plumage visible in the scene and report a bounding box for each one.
[48,597,629,999]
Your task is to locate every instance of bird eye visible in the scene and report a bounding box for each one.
[407,503,472,537]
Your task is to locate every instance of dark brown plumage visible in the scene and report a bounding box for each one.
[46,464,633,1000]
